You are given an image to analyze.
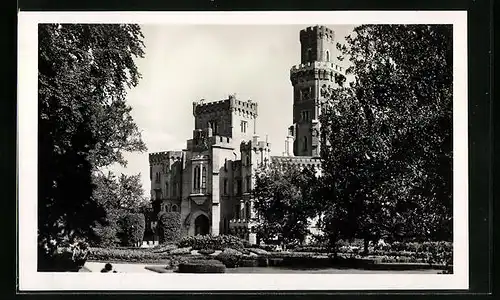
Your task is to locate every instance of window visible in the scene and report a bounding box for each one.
[171,205,178,212]
[165,205,169,212]
[246,176,251,192]
[208,120,218,135]
[245,202,251,220]
[303,136,308,151]
[173,182,178,197]
[223,178,228,195]
[301,110,311,122]
[245,155,250,166]
[236,179,242,195]
[306,48,312,61]
[193,165,200,191]
[224,158,228,171]
[155,172,160,183]
[235,204,241,219]
[201,166,207,191]
[240,120,248,133]
[165,182,169,198]
[155,189,162,200]
[325,50,330,62]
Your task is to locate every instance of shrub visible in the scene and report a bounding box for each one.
[178,260,226,273]
[90,209,124,247]
[177,235,248,250]
[170,247,192,255]
[239,258,259,267]
[198,249,216,255]
[117,213,146,247]
[89,247,171,263]
[215,249,243,268]
[157,212,181,243]
[152,244,178,253]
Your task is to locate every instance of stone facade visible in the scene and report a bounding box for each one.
[149,25,346,243]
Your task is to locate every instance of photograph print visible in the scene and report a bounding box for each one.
[18,11,468,291]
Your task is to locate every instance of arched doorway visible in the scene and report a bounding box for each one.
[194,214,210,235]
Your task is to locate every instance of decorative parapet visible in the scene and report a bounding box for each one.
[271,156,321,167]
[229,219,258,231]
[192,95,258,117]
[300,25,335,41]
[149,151,183,164]
[290,61,345,74]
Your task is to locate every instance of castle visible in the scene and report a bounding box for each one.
[149,25,346,244]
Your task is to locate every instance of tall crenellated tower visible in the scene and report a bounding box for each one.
[289,25,346,157]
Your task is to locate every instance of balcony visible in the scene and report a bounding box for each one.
[190,188,208,205]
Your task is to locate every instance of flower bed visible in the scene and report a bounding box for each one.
[88,247,171,263]
[178,259,226,273]
[177,235,249,250]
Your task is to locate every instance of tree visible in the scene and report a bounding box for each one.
[93,171,149,213]
[252,163,320,247]
[38,24,147,266]
[318,25,453,253]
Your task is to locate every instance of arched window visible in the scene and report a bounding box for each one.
[165,205,170,212]
[307,48,313,61]
[201,166,207,191]
[246,155,250,166]
[303,136,308,151]
[171,205,178,212]
[193,165,200,190]
[325,50,330,62]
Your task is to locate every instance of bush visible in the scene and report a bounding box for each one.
[117,213,146,247]
[170,247,192,255]
[177,235,248,250]
[157,212,181,243]
[178,259,226,273]
[90,209,124,247]
[215,249,243,268]
[239,258,259,267]
[151,244,178,253]
[89,247,171,263]
[198,249,216,255]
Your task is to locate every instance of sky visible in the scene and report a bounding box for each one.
[108,24,357,195]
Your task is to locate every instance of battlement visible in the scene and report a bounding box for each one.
[290,61,344,73]
[271,156,321,167]
[149,151,183,164]
[240,137,271,152]
[193,95,258,117]
[210,135,233,148]
[300,25,335,41]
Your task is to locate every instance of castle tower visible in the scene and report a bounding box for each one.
[192,94,258,152]
[289,25,346,157]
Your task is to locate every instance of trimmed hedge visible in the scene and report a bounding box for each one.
[215,249,243,268]
[89,247,171,263]
[198,249,216,255]
[157,212,182,244]
[177,235,249,250]
[117,213,146,247]
[178,260,226,273]
[170,247,192,255]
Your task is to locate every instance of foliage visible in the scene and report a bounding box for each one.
[117,213,146,247]
[170,247,192,255]
[178,260,226,273]
[157,212,182,243]
[198,249,216,255]
[318,25,453,251]
[93,171,150,213]
[215,249,242,268]
[177,234,248,250]
[38,23,146,267]
[253,163,320,246]
[89,247,171,263]
[151,243,179,254]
